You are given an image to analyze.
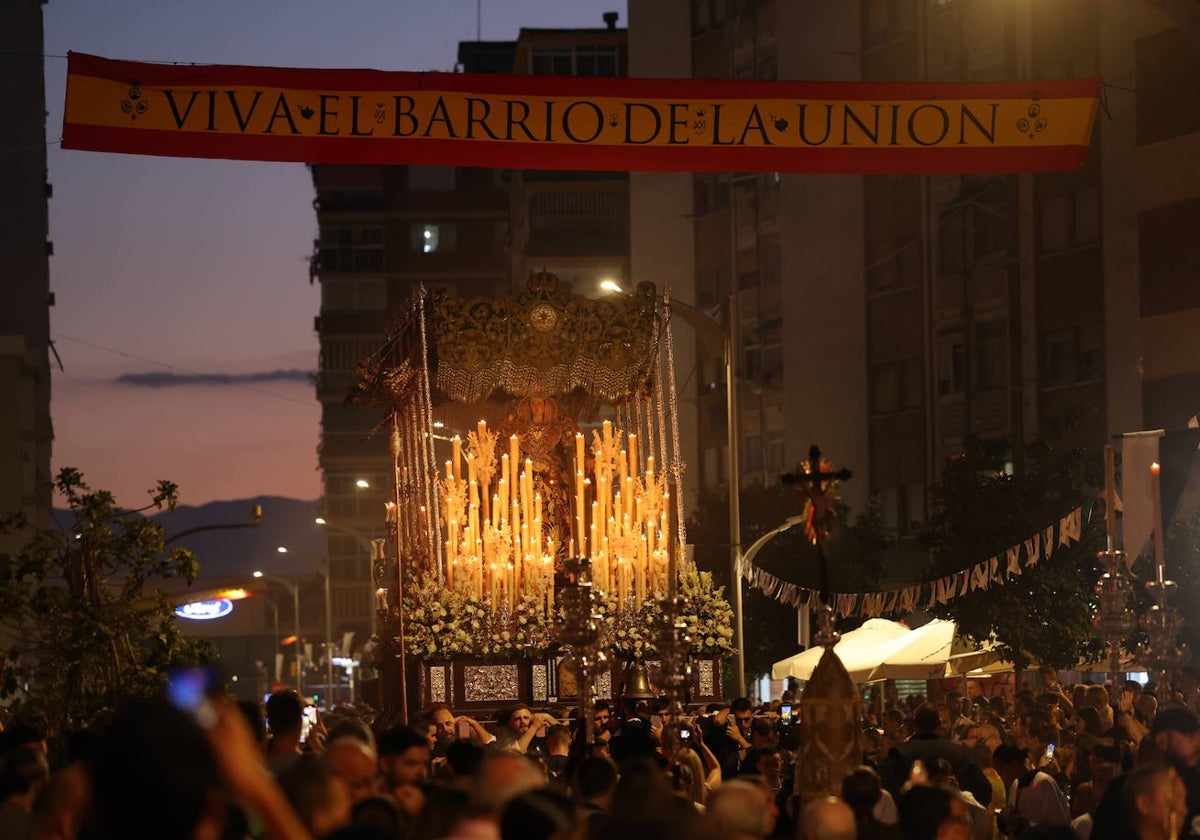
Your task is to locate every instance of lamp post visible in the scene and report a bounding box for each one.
[254,571,300,693]
[315,517,378,640]
[278,545,334,708]
[602,281,747,698]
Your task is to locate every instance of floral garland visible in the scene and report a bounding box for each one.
[400,565,735,661]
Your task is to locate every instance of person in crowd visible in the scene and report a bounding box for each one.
[0,745,50,839]
[742,746,783,793]
[442,738,485,785]
[797,795,855,840]
[377,724,431,816]
[500,787,577,840]
[884,704,991,808]
[1071,756,1119,840]
[842,765,904,840]
[349,794,405,839]
[1144,707,1200,833]
[993,742,1070,835]
[325,737,379,804]
[929,758,991,840]
[697,702,741,780]
[425,703,495,752]
[707,777,779,840]
[899,783,977,840]
[543,724,572,786]
[88,696,311,840]
[1125,764,1189,840]
[265,689,308,776]
[574,755,618,831]
[945,692,976,741]
[407,782,468,840]
[277,755,353,838]
[440,752,545,840]
[493,703,557,755]
[592,700,615,748]
[671,746,709,809]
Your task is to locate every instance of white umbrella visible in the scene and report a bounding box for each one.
[770,618,912,682]
[867,619,958,681]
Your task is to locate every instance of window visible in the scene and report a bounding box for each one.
[321,337,382,373]
[938,208,966,275]
[743,435,764,473]
[936,335,966,396]
[1040,196,1071,252]
[319,226,384,273]
[1078,323,1102,382]
[1043,330,1074,385]
[321,277,387,312]
[974,319,1008,391]
[530,44,620,77]
[408,166,456,192]
[410,223,457,254]
[1040,189,1099,252]
[767,431,787,474]
[1043,324,1102,386]
[1075,189,1100,244]
[871,364,899,414]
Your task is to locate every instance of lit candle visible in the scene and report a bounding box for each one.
[477,419,487,441]
[510,435,520,472]
[1151,462,1165,588]
[1104,446,1115,551]
[575,432,585,475]
[445,459,453,482]
[628,433,638,474]
[452,436,462,481]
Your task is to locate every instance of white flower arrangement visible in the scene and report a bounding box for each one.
[402,572,554,660]
[400,565,734,661]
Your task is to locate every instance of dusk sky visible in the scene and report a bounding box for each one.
[44,0,628,508]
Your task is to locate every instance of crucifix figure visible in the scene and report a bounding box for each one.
[781,444,852,608]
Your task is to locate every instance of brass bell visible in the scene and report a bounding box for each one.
[622,662,656,700]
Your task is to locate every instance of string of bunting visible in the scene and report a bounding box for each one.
[741,506,1084,618]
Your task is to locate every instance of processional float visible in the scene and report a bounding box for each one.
[349,273,734,724]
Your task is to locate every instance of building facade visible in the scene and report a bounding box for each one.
[628,0,1200,563]
[0,0,54,563]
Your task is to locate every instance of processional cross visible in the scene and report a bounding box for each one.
[781,444,852,608]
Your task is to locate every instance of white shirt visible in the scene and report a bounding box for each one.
[1008,771,1070,828]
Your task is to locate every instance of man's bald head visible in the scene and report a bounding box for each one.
[325,737,378,802]
[800,796,856,840]
[707,779,774,839]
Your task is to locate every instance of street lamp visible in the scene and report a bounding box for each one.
[600,281,747,698]
[315,518,379,640]
[254,570,300,694]
[278,545,334,707]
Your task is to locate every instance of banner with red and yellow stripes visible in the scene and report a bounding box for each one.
[63,52,1100,174]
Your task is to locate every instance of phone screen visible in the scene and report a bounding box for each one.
[166,666,219,729]
[300,706,318,742]
[780,704,792,718]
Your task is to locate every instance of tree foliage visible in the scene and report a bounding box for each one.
[0,468,214,733]
[687,482,890,681]
[919,437,1106,671]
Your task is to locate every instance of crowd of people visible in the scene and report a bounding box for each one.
[1,663,1199,840]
